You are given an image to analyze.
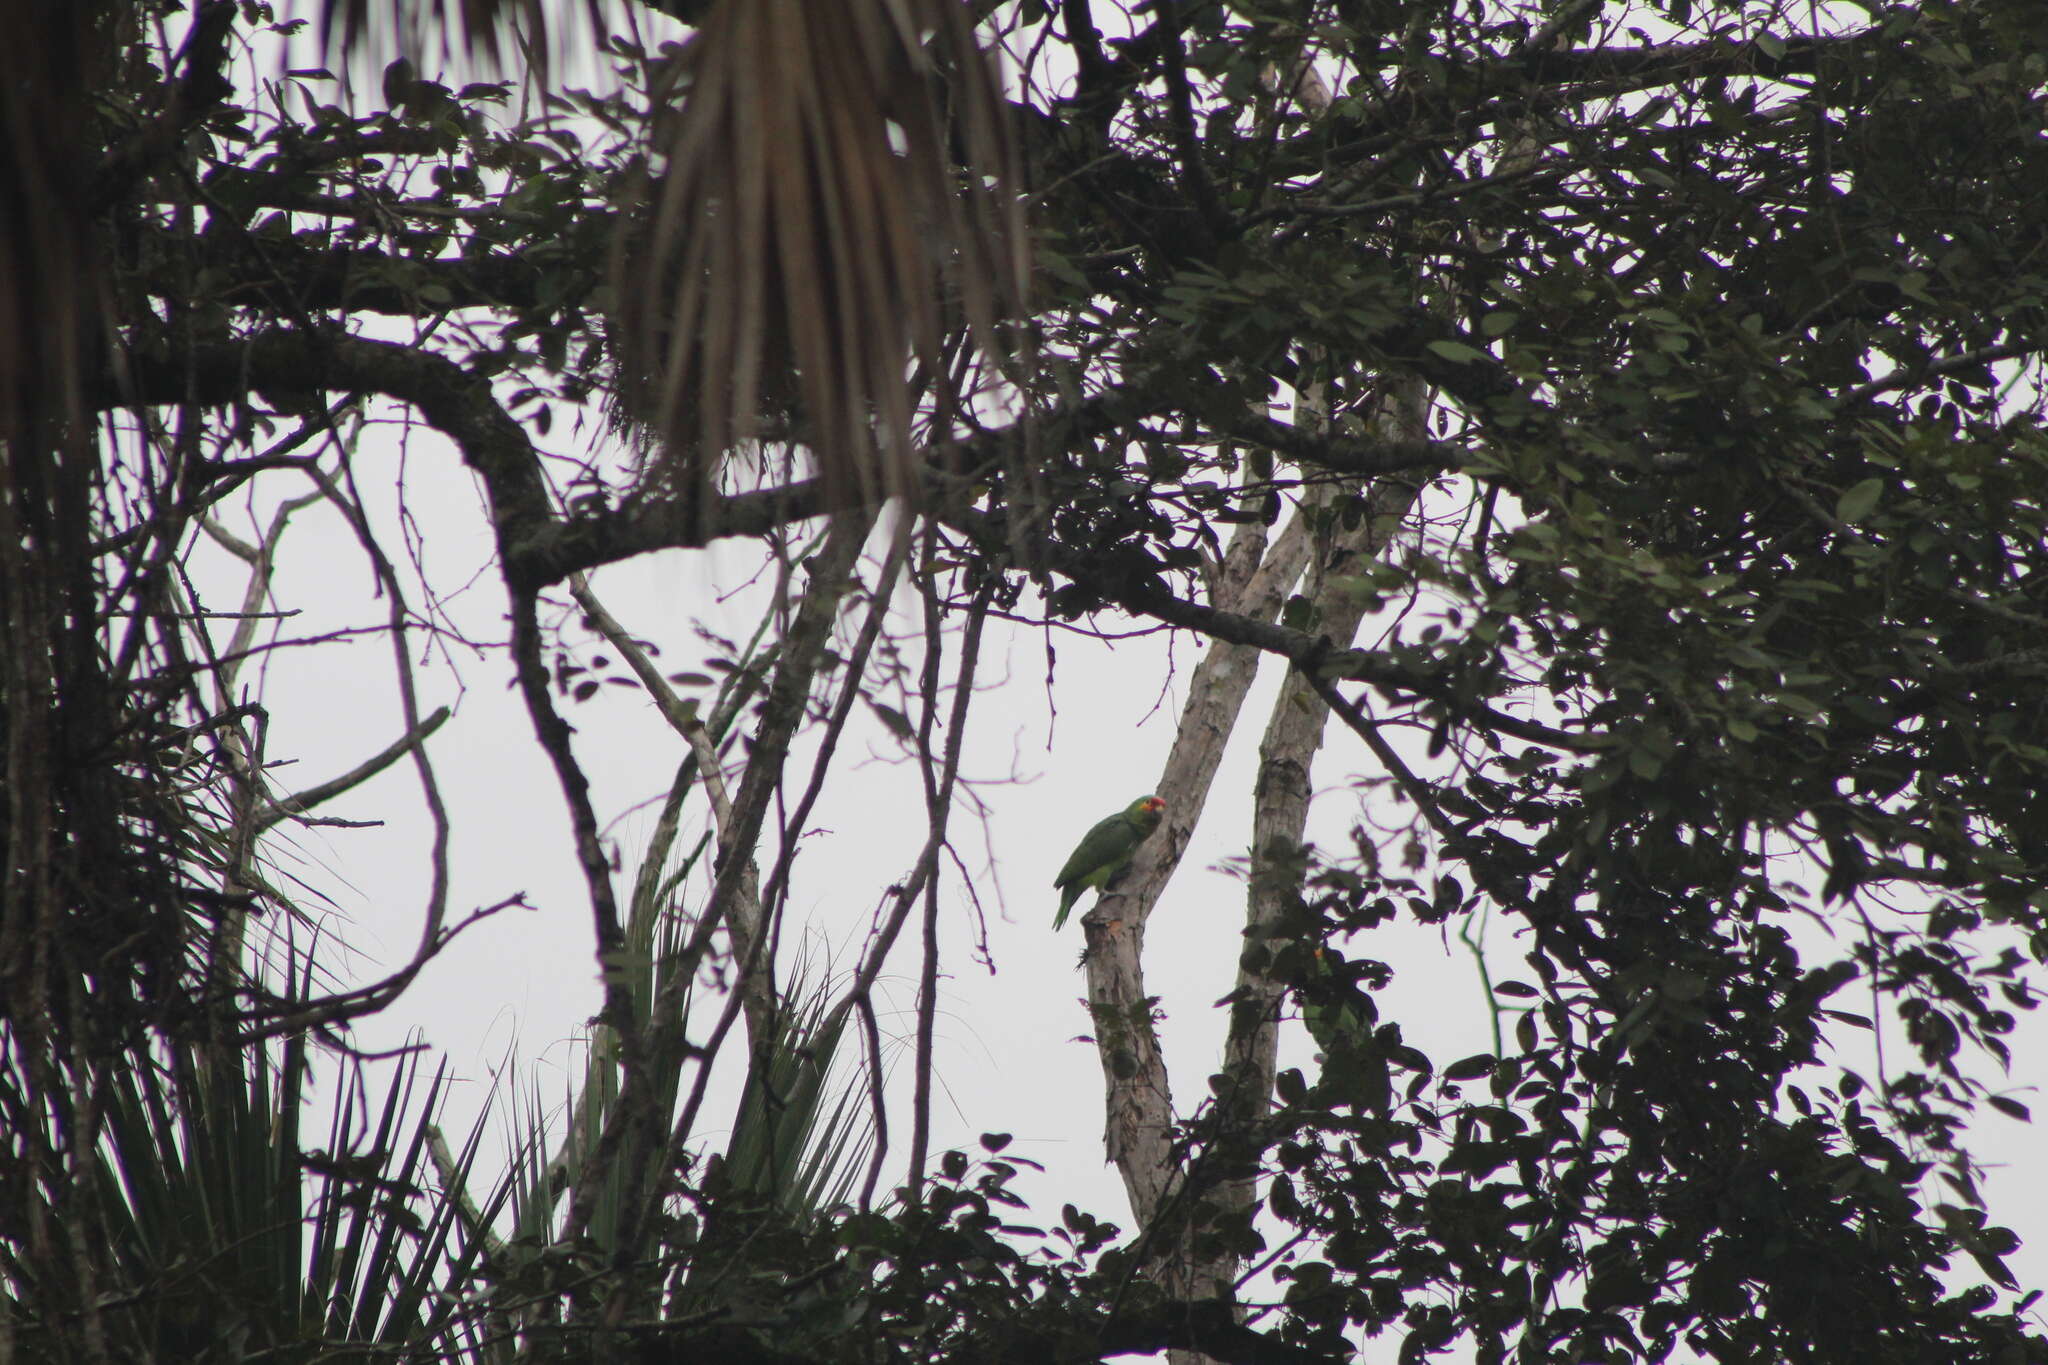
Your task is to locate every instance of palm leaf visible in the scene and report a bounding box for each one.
[318,0,620,84]
[613,0,1028,507]
[0,929,484,1364]
[668,961,873,1322]
[714,968,869,1216]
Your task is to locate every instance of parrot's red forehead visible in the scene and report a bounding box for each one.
[1143,797,1165,812]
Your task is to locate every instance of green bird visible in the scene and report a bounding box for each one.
[1052,795,1167,929]
[1301,947,1371,1059]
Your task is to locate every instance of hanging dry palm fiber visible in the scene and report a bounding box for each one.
[615,0,1026,510]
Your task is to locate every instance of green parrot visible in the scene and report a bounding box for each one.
[1301,947,1371,1059]
[1052,795,1166,929]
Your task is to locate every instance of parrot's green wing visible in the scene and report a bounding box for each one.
[1302,948,1369,1057]
[1052,795,1165,929]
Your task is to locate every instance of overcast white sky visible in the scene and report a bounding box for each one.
[197,401,2048,1348]
[194,1,2048,1348]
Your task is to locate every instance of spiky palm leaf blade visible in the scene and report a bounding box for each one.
[455,573,875,1352]
[412,1095,522,1363]
[668,966,872,1327]
[81,1042,305,1357]
[714,975,868,1217]
[42,1013,478,1361]
[475,791,712,1293]
[307,1049,453,1349]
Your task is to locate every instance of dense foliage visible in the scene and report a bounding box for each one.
[6,0,2048,1362]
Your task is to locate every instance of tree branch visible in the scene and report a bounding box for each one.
[90,2,238,214]
[1079,500,1311,1264]
[108,329,1578,760]
[255,705,451,833]
[623,512,876,1283]
[1157,2,1230,247]
[116,330,559,584]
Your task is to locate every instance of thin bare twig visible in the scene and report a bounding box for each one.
[256,706,452,833]
[621,511,876,1290]
[907,585,992,1198]
[855,992,890,1212]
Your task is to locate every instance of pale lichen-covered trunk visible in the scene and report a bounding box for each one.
[1078,43,1472,1364]
[1082,399,1426,1362]
[1082,508,1311,1223]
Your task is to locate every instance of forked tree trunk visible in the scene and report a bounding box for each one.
[1079,44,1463,1365]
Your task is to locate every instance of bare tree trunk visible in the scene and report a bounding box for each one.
[1159,118,1559,1356]
[1083,436,1425,1365]
[1082,509,1310,1235]
[1201,380,1430,1303]
[1136,64,1533,1353]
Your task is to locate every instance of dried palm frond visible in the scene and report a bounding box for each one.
[612,0,1029,509]
[320,0,618,85]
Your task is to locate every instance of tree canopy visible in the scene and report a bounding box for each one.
[5,1,2048,1362]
